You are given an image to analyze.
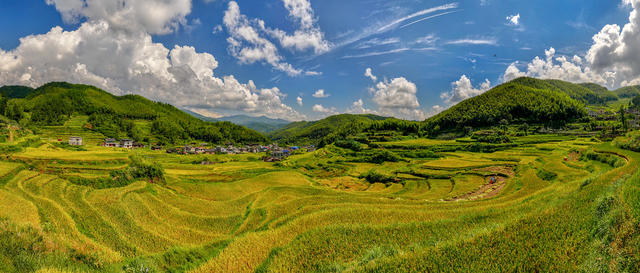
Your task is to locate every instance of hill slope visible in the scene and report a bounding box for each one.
[425,79,587,131]
[615,85,640,99]
[510,77,615,104]
[269,114,389,145]
[0,85,35,98]
[8,82,268,144]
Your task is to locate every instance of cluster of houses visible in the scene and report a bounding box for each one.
[66,136,316,161]
[587,108,617,121]
[166,143,316,161]
[102,138,145,149]
[66,137,145,149]
[587,107,640,130]
[166,143,260,155]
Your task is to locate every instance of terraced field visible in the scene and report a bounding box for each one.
[0,136,639,272]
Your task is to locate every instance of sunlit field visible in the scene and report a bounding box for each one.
[1,133,638,273]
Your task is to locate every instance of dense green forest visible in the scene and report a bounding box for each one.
[0,82,268,144]
[510,77,617,104]
[424,80,587,132]
[615,85,640,99]
[0,85,36,98]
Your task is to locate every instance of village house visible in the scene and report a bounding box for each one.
[182,145,196,154]
[120,139,134,149]
[132,142,145,149]
[68,136,83,146]
[103,138,118,147]
[151,145,163,151]
[247,145,260,153]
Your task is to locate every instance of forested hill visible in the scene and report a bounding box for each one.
[268,114,390,145]
[424,79,587,132]
[510,77,617,104]
[615,85,640,99]
[0,85,36,98]
[1,82,268,144]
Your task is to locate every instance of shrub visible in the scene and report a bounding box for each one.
[614,131,640,152]
[536,169,558,181]
[68,156,165,189]
[334,139,363,151]
[363,150,401,164]
[359,170,399,184]
[581,150,625,168]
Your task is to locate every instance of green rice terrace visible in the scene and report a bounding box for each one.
[0,80,639,272]
[1,134,639,272]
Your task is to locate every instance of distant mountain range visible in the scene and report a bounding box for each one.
[184,111,291,133]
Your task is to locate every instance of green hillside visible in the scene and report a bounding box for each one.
[268,114,389,145]
[0,85,35,98]
[425,79,587,132]
[2,82,268,145]
[615,85,640,99]
[510,77,614,104]
[579,82,618,101]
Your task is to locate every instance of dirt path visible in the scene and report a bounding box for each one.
[8,126,14,142]
[446,176,507,201]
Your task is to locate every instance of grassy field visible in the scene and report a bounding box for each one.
[0,132,639,273]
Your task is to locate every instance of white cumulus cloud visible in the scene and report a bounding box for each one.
[223,1,302,76]
[45,0,192,35]
[312,89,330,98]
[312,104,338,117]
[223,0,329,76]
[0,1,305,121]
[502,0,640,88]
[441,75,491,105]
[364,68,377,82]
[268,0,331,54]
[371,77,427,120]
[346,99,379,115]
[297,96,303,106]
[503,47,615,87]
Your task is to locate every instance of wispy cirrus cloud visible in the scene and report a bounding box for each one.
[329,3,459,53]
[445,38,498,46]
[399,10,461,29]
[341,47,437,59]
[376,3,459,32]
[341,48,410,59]
[355,37,400,49]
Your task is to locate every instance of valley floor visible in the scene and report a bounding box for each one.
[0,136,639,272]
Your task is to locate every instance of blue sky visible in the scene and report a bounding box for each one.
[0,0,636,121]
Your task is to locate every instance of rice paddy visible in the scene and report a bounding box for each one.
[0,135,639,272]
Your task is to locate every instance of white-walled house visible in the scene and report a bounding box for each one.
[69,136,83,146]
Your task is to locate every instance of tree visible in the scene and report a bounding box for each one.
[522,123,529,136]
[5,101,24,121]
[620,105,628,132]
[463,126,473,136]
[499,119,509,134]
[0,92,7,116]
[632,95,640,109]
